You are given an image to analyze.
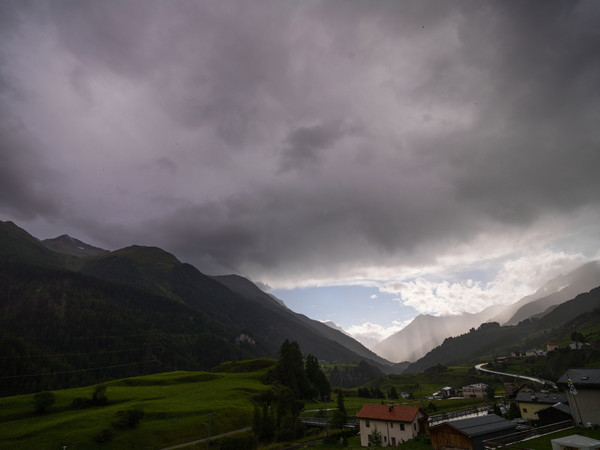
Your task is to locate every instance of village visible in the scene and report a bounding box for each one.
[348,341,600,449]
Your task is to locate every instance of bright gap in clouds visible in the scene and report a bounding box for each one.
[271,285,418,348]
[272,246,589,348]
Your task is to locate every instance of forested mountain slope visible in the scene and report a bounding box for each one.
[0,220,394,395]
[406,286,600,373]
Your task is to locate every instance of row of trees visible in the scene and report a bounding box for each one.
[253,340,332,443]
[356,386,400,399]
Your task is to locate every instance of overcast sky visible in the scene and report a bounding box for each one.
[2,0,600,346]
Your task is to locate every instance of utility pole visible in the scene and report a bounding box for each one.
[200,413,211,450]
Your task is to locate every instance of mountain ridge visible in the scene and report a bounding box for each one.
[0,220,396,395]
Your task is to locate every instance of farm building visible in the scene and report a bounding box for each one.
[429,414,517,450]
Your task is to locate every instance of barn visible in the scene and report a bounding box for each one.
[429,414,517,450]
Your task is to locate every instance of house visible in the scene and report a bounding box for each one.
[525,349,546,357]
[558,369,600,428]
[536,403,572,426]
[504,381,519,398]
[355,404,427,447]
[442,386,457,397]
[429,414,517,450]
[547,343,559,352]
[432,391,444,400]
[462,383,488,398]
[515,391,568,422]
[569,341,586,350]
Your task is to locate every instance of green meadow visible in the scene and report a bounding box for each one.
[0,359,275,450]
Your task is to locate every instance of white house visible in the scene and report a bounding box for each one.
[462,383,488,398]
[355,404,427,447]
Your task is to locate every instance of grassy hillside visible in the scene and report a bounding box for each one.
[0,360,275,450]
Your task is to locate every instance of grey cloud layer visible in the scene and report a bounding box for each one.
[1,0,600,284]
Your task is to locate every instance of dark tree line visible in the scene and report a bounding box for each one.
[252,339,331,443]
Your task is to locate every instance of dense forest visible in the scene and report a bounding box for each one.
[0,262,249,395]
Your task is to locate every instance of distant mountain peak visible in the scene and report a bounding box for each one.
[42,234,108,257]
[111,245,181,268]
[323,321,351,336]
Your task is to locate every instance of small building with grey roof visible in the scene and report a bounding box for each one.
[429,414,517,450]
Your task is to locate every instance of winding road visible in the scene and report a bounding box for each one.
[475,363,557,389]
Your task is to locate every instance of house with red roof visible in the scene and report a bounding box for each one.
[355,404,427,447]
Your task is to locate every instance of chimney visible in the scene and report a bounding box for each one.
[389,402,394,412]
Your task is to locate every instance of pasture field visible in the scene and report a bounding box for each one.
[0,359,275,450]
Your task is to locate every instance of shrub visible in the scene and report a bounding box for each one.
[92,384,108,405]
[32,391,55,413]
[71,397,92,409]
[112,409,144,429]
[93,428,113,444]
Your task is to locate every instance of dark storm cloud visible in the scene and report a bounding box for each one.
[1,0,600,285]
[0,113,60,220]
[280,121,347,171]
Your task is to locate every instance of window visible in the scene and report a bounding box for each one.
[390,422,393,428]
[523,408,527,413]
[366,420,370,428]
[413,423,416,430]
[400,423,405,431]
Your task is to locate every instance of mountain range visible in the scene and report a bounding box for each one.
[2,219,599,396]
[0,220,399,396]
[371,261,600,363]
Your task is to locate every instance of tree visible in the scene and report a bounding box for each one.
[331,389,347,429]
[32,391,55,413]
[252,405,261,436]
[369,425,383,447]
[258,403,275,442]
[305,354,330,399]
[389,386,399,399]
[571,331,585,343]
[507,401,521,420]
[275,340,309,398]
[485,384,495,401]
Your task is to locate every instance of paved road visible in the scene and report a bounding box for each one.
[475,363,557,388]
[159,426,251,450]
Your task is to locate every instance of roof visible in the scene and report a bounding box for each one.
[463,383,487,389]
[551,434,600,448]
[433,414,516,438]
[558,369,600,388]
[536,403,571,417]
[356,404,420,423]
[515,391,568,404]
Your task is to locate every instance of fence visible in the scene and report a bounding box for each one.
[299,416,357,429]
[428,406,489,426]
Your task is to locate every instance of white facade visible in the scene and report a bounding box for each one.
[358,416,420,447]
